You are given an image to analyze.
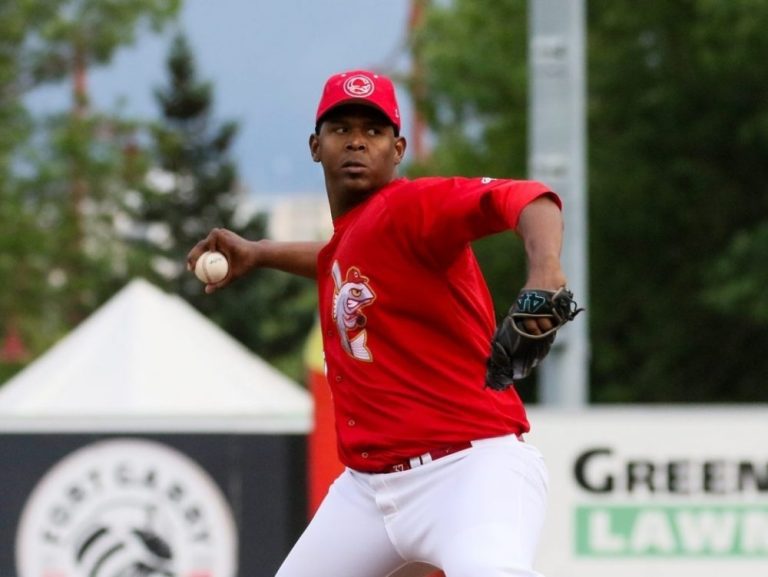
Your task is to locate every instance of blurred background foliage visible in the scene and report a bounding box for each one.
[408,0,768,403]
[0,0,315,382]
[1,0,767,401]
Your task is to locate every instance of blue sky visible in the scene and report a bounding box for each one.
[26,0,413,203]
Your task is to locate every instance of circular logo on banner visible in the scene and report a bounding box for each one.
[16,438,238,577]
[343,75,375,97]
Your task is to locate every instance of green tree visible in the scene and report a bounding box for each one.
[17,110,150,324]
[0,2,48,379]
[0,0,180,381]
[22,0,180,89]
[133,34,241,290]
[410,0,768,402]
[132,34,316,380]
[0,2,35,177]
[409,0,528,179]
[588,0,768,402]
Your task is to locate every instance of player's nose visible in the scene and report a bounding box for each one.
[345,131,367,151]
[345,141,366,151]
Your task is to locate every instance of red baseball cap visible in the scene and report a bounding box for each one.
[315,70,401,132]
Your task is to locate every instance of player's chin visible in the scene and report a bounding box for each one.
[339,174,376,194]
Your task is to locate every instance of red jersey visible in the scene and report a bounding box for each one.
[316,176,559,472]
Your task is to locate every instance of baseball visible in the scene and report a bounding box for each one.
[195,251,229,284]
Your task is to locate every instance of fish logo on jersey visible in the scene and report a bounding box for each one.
[331,261,377,361]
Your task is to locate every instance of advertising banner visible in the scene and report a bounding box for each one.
[527,407,768,577]
[0,432,306,577]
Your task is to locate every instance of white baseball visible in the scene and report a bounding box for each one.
[195,251,229,284]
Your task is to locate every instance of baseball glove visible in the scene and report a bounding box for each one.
[485,287,583,391]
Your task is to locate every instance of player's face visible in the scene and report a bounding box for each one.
[310,105,406,217]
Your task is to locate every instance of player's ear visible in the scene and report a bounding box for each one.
[309,133,320,163]
[394,135,406,165]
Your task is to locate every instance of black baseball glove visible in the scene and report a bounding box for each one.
[485,287,583,391]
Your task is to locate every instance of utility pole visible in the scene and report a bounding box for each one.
[528,0,589,406]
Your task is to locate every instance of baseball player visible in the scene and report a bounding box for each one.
[188,70,578,577]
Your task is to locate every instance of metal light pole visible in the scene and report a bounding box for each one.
[528,0,590,406]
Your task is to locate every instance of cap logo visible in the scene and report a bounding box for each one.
[343,75,375,98]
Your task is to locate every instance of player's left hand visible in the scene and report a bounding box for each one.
[485,287,584,390]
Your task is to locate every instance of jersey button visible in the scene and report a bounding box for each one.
[335,375,343,382]
[361,452,369,459]
[347,419,355,426]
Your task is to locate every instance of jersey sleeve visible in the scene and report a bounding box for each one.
[391,177,560,266]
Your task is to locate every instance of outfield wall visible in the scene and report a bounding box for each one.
[526,406,768,577]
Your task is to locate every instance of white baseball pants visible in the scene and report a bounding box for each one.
[275,433,549,577]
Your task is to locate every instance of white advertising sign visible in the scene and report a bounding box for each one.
[526,407,768,577]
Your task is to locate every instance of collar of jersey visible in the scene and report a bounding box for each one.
[332,178,407,231]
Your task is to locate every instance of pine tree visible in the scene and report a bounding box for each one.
[136,34,241,291]
[134,34,316,380]
[0,0,179,383]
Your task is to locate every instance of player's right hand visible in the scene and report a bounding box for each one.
[187,228,259,294]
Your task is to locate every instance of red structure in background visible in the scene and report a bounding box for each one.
[304,321,344,517]
[0,323,29,364]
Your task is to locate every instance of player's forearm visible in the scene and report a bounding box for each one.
[516,196,567,289]
[253,239,324,279]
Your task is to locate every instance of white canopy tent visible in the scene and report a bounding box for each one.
[0,278,312,433]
